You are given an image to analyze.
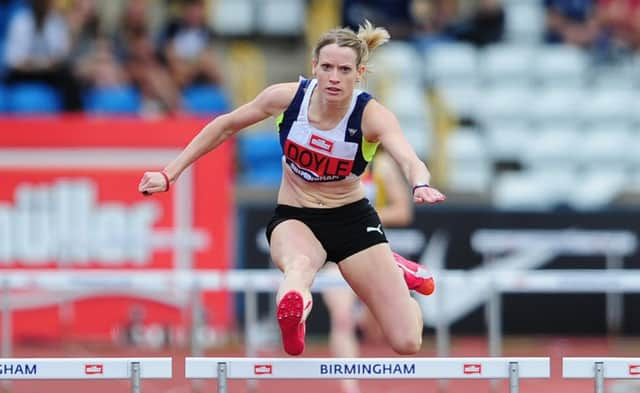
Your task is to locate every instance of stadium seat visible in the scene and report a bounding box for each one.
[372,42,424,83]
[493,166,576,210]
[0,84,6,112]
[210,0,254,36]
[404,122,433,159]
[83,86,141,115]
[424,43,478,86]
[383,83,428,121]
[521,125,579,165]
[504,1,545,44]
[237,131,283,187]
[255,0,305,36]
[578,87,636,129]
[532,46,589,88]
[569,165,627,210]
[479,44,535,87]
[436,82,478,120]
[446,127,492,194]
[382,83,432,156]
[475,86,532,127]
[182,84,231,115]
[6,83,62,114]
[527,86,582,127]
[484,122,533,161]
[576,126,631,165]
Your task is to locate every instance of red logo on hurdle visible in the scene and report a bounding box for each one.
[85,364,104,375]
[254,364,272,375]
[463,364,482,375]
[629,365,640,375]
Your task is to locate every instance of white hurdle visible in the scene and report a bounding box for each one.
[186,357,550,393]
[563,357,640,393]
[0,358,172,393]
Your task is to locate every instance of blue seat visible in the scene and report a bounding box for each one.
[237,132,282,163]
[0,85,6,112]
[182,84,230,115]
[237,132,282,187]
[84,86,141,115]
[7,83,62,114]
[239,165,282,186]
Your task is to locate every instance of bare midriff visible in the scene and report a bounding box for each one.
[277,161,365,208]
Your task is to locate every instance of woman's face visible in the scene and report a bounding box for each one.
[312,43,365,103]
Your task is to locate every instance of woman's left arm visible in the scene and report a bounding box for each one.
[362,100,446,204]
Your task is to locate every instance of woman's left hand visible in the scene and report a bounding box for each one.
[413,186,446,204]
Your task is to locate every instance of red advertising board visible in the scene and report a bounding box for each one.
[0,116,234,342]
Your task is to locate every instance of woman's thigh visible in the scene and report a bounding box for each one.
[338,243,419,335]
[269,219,327,273]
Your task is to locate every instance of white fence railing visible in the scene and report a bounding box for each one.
[3,269,640,360]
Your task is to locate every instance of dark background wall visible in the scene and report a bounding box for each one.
[237,204,640,336]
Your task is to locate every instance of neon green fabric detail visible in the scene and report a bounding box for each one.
[276,113,285,132]
[362,138,380,162]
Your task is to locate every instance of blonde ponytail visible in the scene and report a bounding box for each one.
[313,20,391,67]
[356,20,390,64]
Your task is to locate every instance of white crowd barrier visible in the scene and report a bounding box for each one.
[185,357,550,393]
[0,357,172,393]
[4,269,640,362]
[563,357,640,393]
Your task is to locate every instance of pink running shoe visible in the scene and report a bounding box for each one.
[393,252,435,296]
[276,291,311,356]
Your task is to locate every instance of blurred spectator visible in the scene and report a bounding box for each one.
[452,0,505,47]
[64,0,99,62]
[544,0,599,47]
[412,0,503,51]
[114,1,180,115]
[157,0,223,89]
[595,0,640,59]
[412,0,457,52]
[342,0,416,40]
[96,0,166,41]
[74,36,129,89]
[62,0,127,91]
[3,0,81,110]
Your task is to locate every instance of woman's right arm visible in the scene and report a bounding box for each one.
[139,82,297,194]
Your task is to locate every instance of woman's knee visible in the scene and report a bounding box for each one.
[283,254,320,275]
[388,333,422,355]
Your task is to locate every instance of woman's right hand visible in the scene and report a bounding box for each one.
[138,171,170,195]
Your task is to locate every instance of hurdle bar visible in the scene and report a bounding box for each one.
[0,358,172,393]
[186,357,550,393]
[563,357,640,393]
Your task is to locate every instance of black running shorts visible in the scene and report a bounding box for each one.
[265,198,388,263]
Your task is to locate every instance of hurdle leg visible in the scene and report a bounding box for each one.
[244,288,258,393]
[594,362,604,393]
[217,361,228,393]
[131,361,141,393]
[509,362,519,393]
[2,280,12,393]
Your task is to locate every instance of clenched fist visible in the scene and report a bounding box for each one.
[138,171,171,195]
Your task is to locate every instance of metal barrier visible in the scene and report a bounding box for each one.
[0,357,172,393]
[563,357,640,393]
[185,357,550,393]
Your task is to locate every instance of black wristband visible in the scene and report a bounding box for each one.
[412,183,431,194]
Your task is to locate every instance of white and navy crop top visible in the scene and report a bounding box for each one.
[276,78,380,182]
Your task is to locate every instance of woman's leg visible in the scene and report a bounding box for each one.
[270,220,327,355]
[322,263,360,393]
[339,243,423,355]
